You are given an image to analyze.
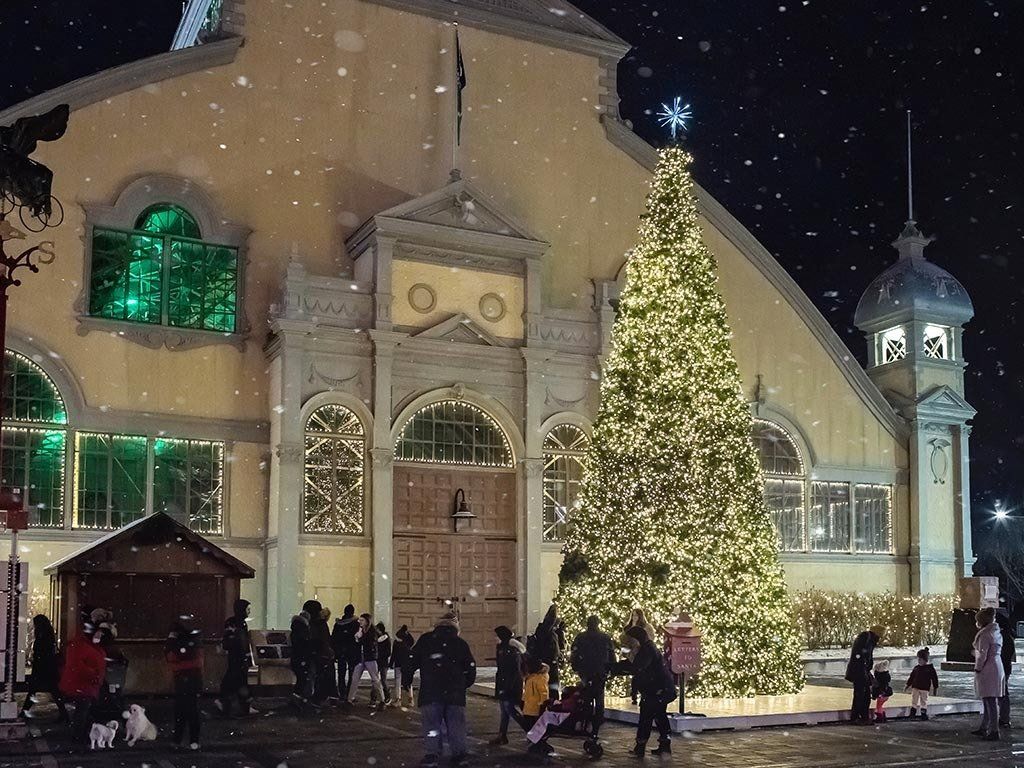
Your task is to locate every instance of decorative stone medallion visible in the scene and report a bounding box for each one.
[479,292,506,323]
[408,283,437,314]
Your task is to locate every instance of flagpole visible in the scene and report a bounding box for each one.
[452,23,460,177]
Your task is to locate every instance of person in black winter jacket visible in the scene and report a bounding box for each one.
[490,625,524,745]
[373,622,392,706]
[332,605,359,699]
[623,625,677,757]
[347,614,386,708]
[530,604,565,698]
[997,612,1016,728]
[391,625,415,708]
[311,605,336,704]
[217,599,256,717]
[845,625,885,724]
[570,615,615,737]
[20,614,68,721]
[404,611,476,767]
[290,601,318,709]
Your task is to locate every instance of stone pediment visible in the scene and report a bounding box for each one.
[912,385,976,422]
[375,176,541,242]
[917,385,974,412]
[413,313,506,347]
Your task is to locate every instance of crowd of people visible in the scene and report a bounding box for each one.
[17,596,1017,762]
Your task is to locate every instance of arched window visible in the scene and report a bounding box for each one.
[1,351,68,528]
[923,324,950,360]
[880,327,908,364]
[135,203,201,238]
[394,400,513,468]
[751,420,805,551]
[90,202,239,333]
[542,424,589,542]
[303,404,366,534]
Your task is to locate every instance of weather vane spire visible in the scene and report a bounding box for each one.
[906,109,914,222]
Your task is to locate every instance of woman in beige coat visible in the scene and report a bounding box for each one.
[973,607,1005,740]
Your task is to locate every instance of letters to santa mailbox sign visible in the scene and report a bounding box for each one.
[664,611,702,676]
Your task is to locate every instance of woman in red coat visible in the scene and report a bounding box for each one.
[59,629,107,741]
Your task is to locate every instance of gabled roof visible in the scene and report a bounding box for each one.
[367,0,630,57]
[346,174,549,275]
[45,512,255,577]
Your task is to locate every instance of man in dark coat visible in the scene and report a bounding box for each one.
[404,611,477,767]
[623,626,677,757]
[332,604,359,697]
[311,604,336,703]
[218,599,256,717]
[290,600,320,709]
[845,624,885,724]
[570,614,616,737]
[490,625,524,745]
[530,604,565,698]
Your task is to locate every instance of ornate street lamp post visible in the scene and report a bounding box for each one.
[0,103,68,734]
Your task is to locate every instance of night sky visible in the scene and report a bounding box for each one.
[2,2,1022,542]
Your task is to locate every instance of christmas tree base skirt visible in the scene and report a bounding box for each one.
[599,685,980,733]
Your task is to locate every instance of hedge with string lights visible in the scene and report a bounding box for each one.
[555,147,804,697]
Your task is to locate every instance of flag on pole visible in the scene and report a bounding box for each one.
[456,30,467,146]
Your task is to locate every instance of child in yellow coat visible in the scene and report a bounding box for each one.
[522,658,550,730]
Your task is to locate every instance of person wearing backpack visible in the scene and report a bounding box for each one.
[404,611,476,767]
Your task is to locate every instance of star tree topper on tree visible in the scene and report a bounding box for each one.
[555,147,804,698]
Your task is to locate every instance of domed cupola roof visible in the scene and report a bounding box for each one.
[854,220,974,331]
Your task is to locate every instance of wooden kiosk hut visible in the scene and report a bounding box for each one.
[45,512,254,693]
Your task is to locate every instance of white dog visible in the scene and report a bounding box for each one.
[89,720,119,750]
[123,703,158,746]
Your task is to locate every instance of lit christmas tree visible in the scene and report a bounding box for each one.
[556,148,804,697]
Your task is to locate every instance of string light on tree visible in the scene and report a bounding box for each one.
[657,96,693,141]
[555,147,804,698]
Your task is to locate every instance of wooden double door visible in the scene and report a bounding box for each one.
[393,464,518,663]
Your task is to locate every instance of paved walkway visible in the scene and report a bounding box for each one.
[0,674,1018,767]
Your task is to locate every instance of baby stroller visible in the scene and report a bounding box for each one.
[525,686,604,760]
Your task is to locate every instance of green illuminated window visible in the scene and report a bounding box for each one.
[3,350,67,425]
[74,433,148,530]
[135,204,201,238]
[90,203,239,333]
[153,438,224,534]
[1,351,68,527]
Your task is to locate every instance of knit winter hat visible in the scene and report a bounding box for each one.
[869,624,887,640]
[436,610,460,630]
[917,647,930,660]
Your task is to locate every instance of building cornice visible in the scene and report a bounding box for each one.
[0,37,244,124]
[601,115,909,442]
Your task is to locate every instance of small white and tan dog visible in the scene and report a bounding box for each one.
[123,704,158,746]
[89,720,119,750]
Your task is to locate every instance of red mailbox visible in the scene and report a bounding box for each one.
[664,612,702,676]
[663,611,704,717]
